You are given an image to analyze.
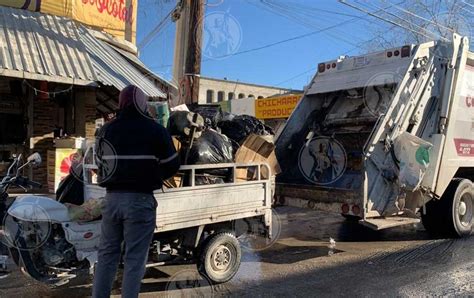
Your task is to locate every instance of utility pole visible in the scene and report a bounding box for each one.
[172,0,205,106]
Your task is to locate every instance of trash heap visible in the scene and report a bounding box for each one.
[163,105,280,187]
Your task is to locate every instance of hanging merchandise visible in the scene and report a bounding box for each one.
[23,79,73,99]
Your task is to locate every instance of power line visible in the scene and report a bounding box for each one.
[386,0,458,33]
[149,15,365,68]
[362,0,444,40]
[262,0,362,18]
[461,0,474,9]
[138,6,174,50]
[339,0,449,42]
[148,1,402,69]
[251,0,366,48]
[274,67,316,86]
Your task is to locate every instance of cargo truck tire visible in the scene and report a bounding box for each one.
[422,179,473,238]
[446,179,473,237]
[198,232,241,284]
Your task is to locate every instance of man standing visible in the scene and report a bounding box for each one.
[92,85,179,298]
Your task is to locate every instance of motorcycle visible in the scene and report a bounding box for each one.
[1,153,101,286]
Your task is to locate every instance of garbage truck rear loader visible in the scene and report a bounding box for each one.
[276,35,473,237]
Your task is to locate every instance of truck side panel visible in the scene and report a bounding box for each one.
[436,46,474,195]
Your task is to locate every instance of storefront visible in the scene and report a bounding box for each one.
[0,6,168,191]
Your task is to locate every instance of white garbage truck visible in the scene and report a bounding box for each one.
[275,34,473,237]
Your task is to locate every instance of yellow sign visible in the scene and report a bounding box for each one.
[0,0,137,43]
[255,94,302,119]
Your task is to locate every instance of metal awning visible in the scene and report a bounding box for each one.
[79,26,167,99]
[0,6,96,85]
[0,6,167,99]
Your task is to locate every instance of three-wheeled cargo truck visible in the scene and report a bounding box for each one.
[276,34,473,237]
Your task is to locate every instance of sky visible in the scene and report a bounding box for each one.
[135,0,390,90]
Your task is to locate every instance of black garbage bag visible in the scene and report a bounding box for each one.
[185,129,234,165]
[217,115,274,144]
[56,171,84,205]
[195,175,225,186]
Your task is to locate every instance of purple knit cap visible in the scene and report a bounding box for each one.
[119,85,148,113]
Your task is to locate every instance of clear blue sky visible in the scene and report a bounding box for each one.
[136,0,378,90]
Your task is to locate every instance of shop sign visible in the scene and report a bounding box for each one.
[255,94,302,119]
[0,0,137,43]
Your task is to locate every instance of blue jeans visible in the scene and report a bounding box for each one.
[92,193,157,298]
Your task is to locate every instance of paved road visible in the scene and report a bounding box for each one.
[0,206,472,297]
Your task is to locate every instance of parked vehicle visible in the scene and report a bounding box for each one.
[1,153,273,286]
[276,34,473,237]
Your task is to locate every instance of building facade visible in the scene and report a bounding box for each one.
[0,6,169,191]
[198,77,296,104]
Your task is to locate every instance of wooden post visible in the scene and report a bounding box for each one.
[183,0,204,105]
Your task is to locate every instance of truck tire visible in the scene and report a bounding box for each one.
[446,179,473,237]
[422,179,473,238]
[197,232,241,284]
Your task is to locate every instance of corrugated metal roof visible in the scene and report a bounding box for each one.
[0,7,166,98]
[0,6,96,85]
[79,26,166,99]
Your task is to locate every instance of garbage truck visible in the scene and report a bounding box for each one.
[275,34,473,237]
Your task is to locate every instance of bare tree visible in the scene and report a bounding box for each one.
[362,0,473,50]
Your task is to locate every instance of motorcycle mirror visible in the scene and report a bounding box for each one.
[27,153,42,166]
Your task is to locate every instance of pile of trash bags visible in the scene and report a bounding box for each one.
[167,105,275,185]
[218,115,273,149]
[168,106,273,166]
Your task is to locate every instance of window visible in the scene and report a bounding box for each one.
[228,92,235,101]
[206,90,214,103]
[257,96,264,99]
[248,94,255,98]
[217,91,225,102]
[238,93,245,99]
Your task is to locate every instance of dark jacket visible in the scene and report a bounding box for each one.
[96,107,179,193]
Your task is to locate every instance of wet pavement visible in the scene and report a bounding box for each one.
[0,206,472,297]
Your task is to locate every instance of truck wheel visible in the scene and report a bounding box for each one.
[197,232,241,284]
[423,179,473,238]
[446,179,473,237]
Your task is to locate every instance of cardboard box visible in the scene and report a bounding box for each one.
[234,134,281,181]
[172,137,182,152]
[164,175,183,188]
